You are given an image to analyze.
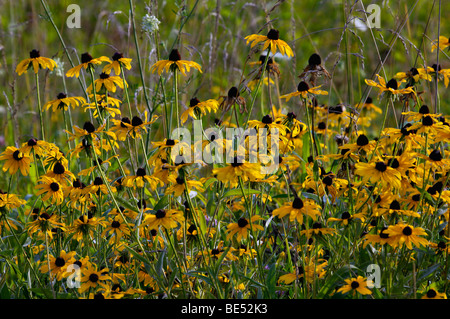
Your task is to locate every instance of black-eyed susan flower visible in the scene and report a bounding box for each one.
[328,211,365,226]
[338,134,376,156]
[44,161,76,185]
[109,117,132,141]
[421,288,447,299]
[44,93,86,112]
[66,121,116,143]
[120,112,159,139]
[141,209,184,230]
[85,96,122,119]
[354,159,402,190]
[35,176,64,205]
[278,256,328,285]
[79,264,111,293]
[39,250,77,281]
[102,52,132,75]
[84,177,116,196]
[272,197,321,225]
[122,167,163,190]
[165,175,205,197]
[150,49,202,76]
[337,276,372,296]
[244,28,294,57]
[394,67,433,86]
[66,52,111,78]
[362,226,395,248]
[247,114,288,132]
[365,74,414,96]
[298,53,331,85]
[19,138,50,157]
[15,49,57,75]
[87,72,127,94]
[300,222,336,237]
[280,81,328,102]
[212,156,265,188]
[384,223,429,250]
[69,214,107,241]
[27,211,66,240]
[0,146,32,176]
[0,192,26,211]
[180,97,219,124]
[431,36,450,52]
[226,215,264,242]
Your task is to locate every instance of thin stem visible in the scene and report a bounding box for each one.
[35,73,45,141]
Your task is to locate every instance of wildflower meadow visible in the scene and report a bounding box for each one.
[0,0,449,310]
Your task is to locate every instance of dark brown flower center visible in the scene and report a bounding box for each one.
[422,116,433,126]
[50,182,60,192]
[237,218,249,228]
[53,162,65,175]
[261,115,273,124]
[81,52,93,64]
[131,116,144,127]
[341,211,351,219]
[297,81,309,92]
[429,149,442,162]
[120,117,131,128]
[83,121,96,133]
[231,156,243,167]
[308,53,322,66]
[266,29,279,40]
[30,49,40,58]
[136,167,146,177]
[55,257,66,267]
[426,289,437,298]
[112,52,123,61]
[419,105,430,114]
[386,78,398,90]
[292,197,304,209]
[356,134,369,146]
[227,86,239,98]
[389,200,401,210]
[169,49,181,62]
[12,150,23,161]
[111,220,121,228]
[402,226,412,236]
[351,281,360,289]
[155,209,166,219]
[190,97,200,107]
[93,177,104,186]
[99,72,109,79]
[166,139,175,146]
[375,162,387,172]
[89,273,99,283]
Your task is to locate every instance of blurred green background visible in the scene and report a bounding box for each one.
[0,0,448,149]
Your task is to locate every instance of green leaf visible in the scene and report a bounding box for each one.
[223,188,261,198]
[154,195,170,211]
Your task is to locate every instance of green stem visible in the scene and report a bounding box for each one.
[35,73,45,141]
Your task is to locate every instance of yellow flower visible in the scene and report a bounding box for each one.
[280,81,328,102]
[272,197,321,225]
[0,146,32,176]
[150,49,202,76]
[365,74,415,96]
[39,250,77,281]
[384,223,429,250]
[66,52,111,78]
[86,72,127,93]
[140,209,185,230]
[44,93,86,112]
[102,52,132,75]
[35,176,65,205]
[15,49,57,75]
[337,276,372,296]
[212,156,265,188]
[180,97,219,124]
[122,167,163,190]
[431,36,450,52]
[226,215,264,242]
[245,29,294,57]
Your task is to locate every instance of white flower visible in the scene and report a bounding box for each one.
[142,14,160,34]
